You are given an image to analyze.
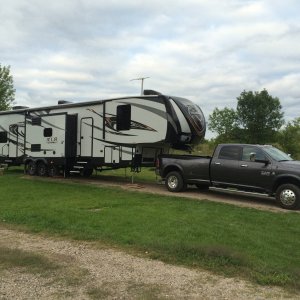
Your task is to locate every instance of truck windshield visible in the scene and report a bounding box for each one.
[263,146,293,161]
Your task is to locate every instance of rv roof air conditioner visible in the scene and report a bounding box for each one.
[143,90,162,96]
[58,100,73,105]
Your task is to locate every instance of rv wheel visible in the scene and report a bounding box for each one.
[37,162,48,176]
[25,161,36,176]
[81,168,93,177]
[48,165,57,177]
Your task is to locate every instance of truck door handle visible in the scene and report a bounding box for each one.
[215,162,221,165]
[241,164,248,167]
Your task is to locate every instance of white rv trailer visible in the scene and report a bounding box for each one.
[0,90,206,176]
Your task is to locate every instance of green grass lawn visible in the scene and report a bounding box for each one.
[0,168,299,291]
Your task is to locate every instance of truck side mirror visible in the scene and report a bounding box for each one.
[249,153,256,162]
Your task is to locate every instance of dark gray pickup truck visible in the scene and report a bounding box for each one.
[156,144,300,210]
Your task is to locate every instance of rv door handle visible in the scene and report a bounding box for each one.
[241,164,248,167]
[214,162,221,165]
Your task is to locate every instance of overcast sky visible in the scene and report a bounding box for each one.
[1,0,300,138]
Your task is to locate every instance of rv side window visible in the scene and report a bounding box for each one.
[44,128,53,137]
[32,117,41,126]
[116,105,131,131]
[0,132,7,143]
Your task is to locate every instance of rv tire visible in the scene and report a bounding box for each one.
[81,168,93,177]
[37,162,48,176]
[48,165,57,177]
[25,161,36,176]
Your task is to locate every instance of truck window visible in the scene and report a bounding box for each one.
[242,146,266,161]
[218,146,241,160]
[116,104,131,131]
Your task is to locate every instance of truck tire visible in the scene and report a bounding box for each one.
[165,171,186,192]
[276,184,300,210]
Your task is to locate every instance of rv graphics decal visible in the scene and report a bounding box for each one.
[86,108,157,135]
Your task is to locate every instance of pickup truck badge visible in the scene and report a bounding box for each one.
[261,171,271,176]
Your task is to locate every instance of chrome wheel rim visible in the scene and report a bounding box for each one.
[168,176,178,189]
[280,189,296,206]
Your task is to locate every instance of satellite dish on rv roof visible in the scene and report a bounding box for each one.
[58,100,73,105]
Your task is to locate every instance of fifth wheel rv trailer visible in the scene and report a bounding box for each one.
[0,90,206,177]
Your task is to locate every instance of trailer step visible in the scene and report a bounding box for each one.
[73,166,84,169]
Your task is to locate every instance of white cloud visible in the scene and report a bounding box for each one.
[1,0,300,138]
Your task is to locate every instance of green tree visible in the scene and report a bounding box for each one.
[0,64,15,111]
[208,107,237,136]
[236,89,284,144]
[278,117,300,159]
[208,107,241,143]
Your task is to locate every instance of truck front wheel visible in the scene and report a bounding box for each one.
[165,171,186,192]
[276,184,300,210]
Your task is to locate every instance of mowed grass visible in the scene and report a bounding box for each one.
[0,168,300,290]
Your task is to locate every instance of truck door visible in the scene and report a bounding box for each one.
[210,145,242,185]
[235,145,273,190]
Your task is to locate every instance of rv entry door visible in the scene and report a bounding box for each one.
[80,117,93,157]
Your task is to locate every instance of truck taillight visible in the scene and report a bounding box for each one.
[155,158,160,169]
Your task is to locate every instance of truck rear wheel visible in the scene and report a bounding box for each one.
[276,184,300,210]
[165,171,186,192]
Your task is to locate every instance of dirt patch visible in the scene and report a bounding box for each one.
[0,227,298,299]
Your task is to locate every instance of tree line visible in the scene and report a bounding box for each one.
[1,63,299,158]
[203,89,300,159]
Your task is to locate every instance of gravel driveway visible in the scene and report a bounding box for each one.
[0,227,298,300]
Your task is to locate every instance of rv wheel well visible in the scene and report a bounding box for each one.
[24,158,48,166]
